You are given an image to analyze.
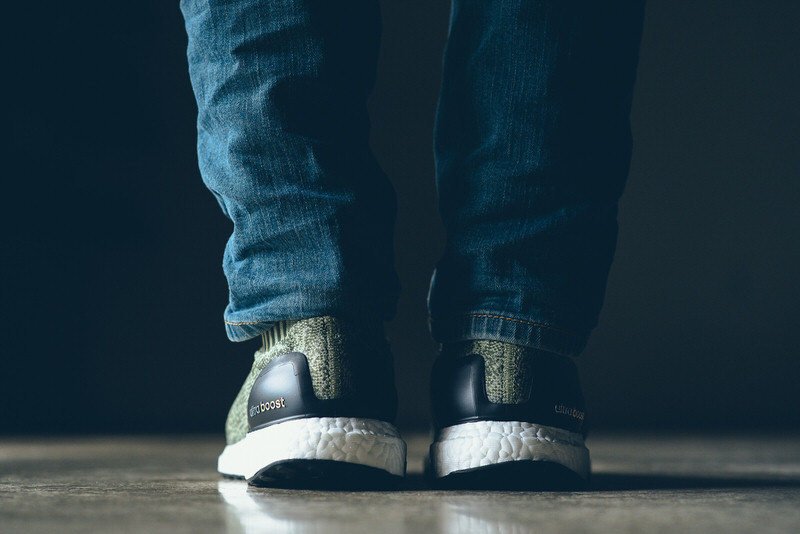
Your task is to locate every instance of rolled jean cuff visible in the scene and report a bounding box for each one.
[224,306,391,342]
[430,313,589,358]
[225,319,277,342]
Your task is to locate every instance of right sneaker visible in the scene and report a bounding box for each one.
[428,340,590,489]
[217,316,407,487]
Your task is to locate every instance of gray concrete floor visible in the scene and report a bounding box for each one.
[1,433,799,534]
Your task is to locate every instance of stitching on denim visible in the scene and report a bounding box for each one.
[463,314,572,335]
[224,319,272,326]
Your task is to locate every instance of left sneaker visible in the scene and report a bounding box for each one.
[217,317,407,488]
[428,340,590,489]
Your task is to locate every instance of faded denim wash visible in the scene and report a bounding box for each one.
[181,0,645,357]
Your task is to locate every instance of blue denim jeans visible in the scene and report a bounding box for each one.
[181,0,645,357]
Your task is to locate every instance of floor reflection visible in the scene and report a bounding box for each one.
[440,501,539,534]
[219,479,557,534]
[218,480,411,534]
[218,470,800,534]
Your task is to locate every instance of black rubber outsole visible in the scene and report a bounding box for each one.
[244,459,404,490]
[430,460,589,491]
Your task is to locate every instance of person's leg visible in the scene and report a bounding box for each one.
[181,0,405,485]
[428,0,645,487]
[182,0,399,342]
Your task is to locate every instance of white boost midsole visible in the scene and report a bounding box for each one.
[218,417,407,480]
[430,420,590,479]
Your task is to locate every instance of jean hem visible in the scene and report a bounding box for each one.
[224,309,389,342]
[429,313,588,357]
[225,320,277,342]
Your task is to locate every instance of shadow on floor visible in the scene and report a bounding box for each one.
[401,473,800,492]
[590,473,800,491]
[234,472,800,493]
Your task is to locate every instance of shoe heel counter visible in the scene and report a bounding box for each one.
[247,353,397,432]
[430,353,586,434]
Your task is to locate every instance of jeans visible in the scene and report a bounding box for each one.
[181,0,645,357]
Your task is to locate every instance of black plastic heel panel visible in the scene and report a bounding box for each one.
[247,352,397,432]
[430,353,586,434]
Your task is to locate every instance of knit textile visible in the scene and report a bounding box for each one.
[225,316,389,445]
[445,340,544,404]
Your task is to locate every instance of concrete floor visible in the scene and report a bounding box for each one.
[1,433,799,534]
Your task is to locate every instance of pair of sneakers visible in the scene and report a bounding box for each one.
[217,317,590,489]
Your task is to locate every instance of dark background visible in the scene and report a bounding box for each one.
[3,1,799,434]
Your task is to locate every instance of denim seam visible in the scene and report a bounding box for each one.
[461,314,572,335]
[429,313,588,357]
[224,319,273,326]
[430,314,574,337]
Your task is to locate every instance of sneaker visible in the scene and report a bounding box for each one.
[217,316,407,487]
[428,340,590,489]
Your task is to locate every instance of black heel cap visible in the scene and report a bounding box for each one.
[247,352,397,432]
[430,353,586,434]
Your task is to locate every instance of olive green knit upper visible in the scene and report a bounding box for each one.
[224,316,390,445]
[445,340,540,404]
